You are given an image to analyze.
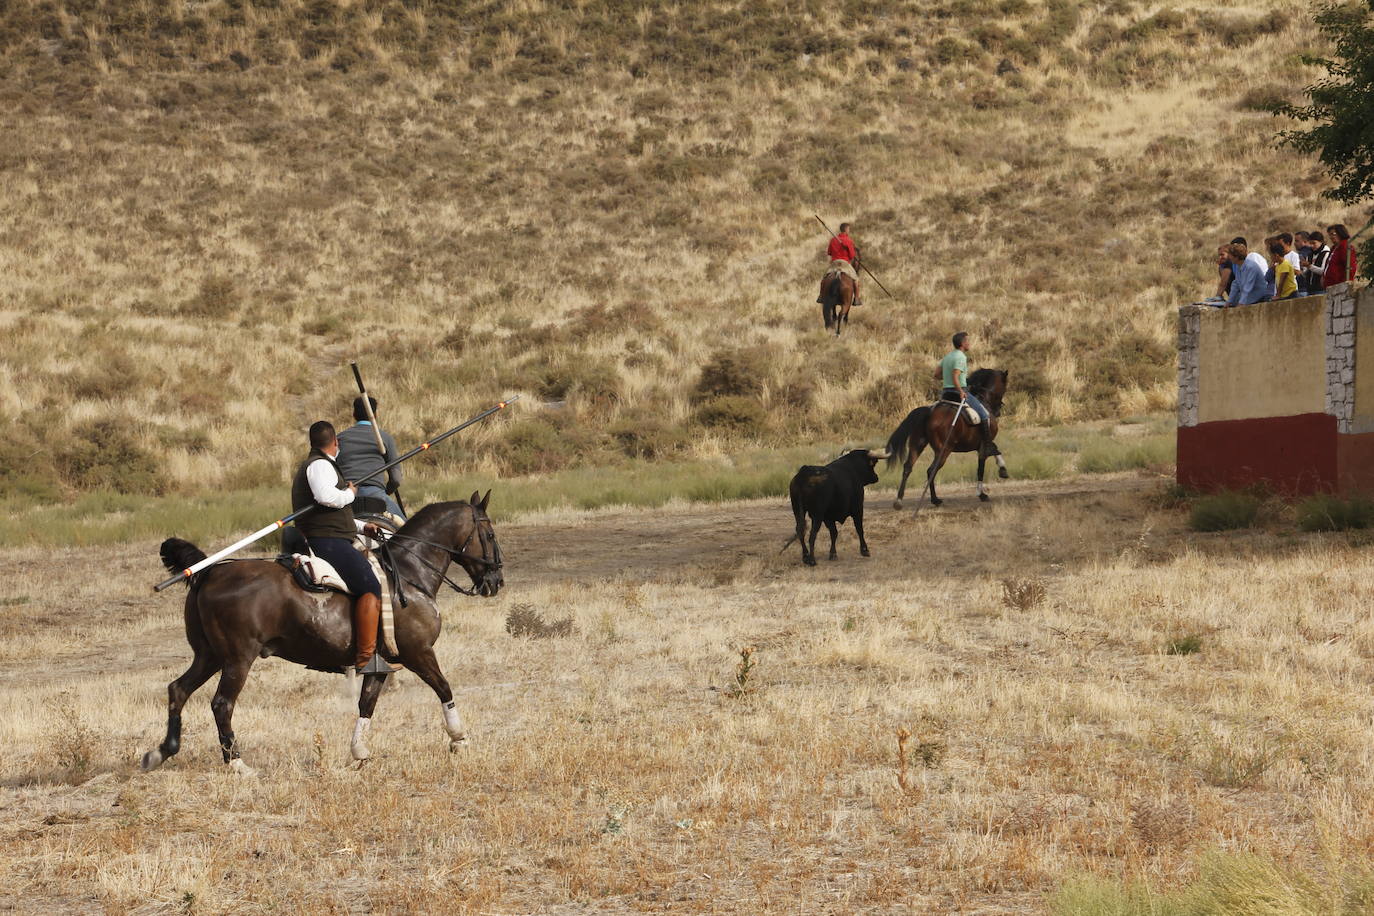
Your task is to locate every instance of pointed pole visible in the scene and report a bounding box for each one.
[350,361,407,516]
[153,396,519,591]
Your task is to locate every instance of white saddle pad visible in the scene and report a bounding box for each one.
[964,406,980,424]
[293,553,351,593]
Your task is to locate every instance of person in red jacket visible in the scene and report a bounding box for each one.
[818,222,862,305]
[1324,223,1359,288]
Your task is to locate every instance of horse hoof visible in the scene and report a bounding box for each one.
[140,750,164,772]
[930,498,943,507]
[860,549,871,557]
[228,759,257,777]
[979,492,990,502]
[449,736,468,753]
[999,468,1010,479]
[803,556,817,567]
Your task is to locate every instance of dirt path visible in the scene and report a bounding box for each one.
[0,473,1160,690]
[499,473,1158,586]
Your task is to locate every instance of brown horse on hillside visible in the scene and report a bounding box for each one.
[141,495,502,775]
[884,369,1010,508]
[819,259,860,335]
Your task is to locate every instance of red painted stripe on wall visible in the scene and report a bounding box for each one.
[1336,431,1374,495]
[1177,413,1337,495]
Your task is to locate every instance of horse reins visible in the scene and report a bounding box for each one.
[379,505,502,599]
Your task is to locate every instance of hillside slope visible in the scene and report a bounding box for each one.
[0,0,1360,497]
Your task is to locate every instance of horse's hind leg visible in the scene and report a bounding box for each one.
[893,437,925,510]
[210,660,254,774]
[927,452,949,507]
[142,651,220,771]
[406,647,467,751]
[977,450,990,502]
[351,672,389,763]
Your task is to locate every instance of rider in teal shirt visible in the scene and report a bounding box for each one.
[939,331,993,448]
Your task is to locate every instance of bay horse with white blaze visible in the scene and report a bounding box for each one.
[142,494,502,774]
[885,369,1010,508]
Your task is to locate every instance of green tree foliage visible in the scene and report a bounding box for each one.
[1279,1,1374,276]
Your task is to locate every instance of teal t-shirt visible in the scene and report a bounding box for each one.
[940,349,968,390]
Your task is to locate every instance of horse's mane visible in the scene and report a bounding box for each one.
[395,500,467,537]
[968,368,1001,393]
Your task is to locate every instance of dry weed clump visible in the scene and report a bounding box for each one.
[1002,576,1047,611]
[40,697,100,783]
[505,603,576,639]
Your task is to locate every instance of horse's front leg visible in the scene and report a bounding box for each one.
[407,647,467,750]
[351,672,390,763]
[977,449,990,502]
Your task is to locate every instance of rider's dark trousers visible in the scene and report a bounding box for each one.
[306,536,381,597]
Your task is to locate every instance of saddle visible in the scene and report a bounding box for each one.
[936,399,982,425]
[276,552,349,593]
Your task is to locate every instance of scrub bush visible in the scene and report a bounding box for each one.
[1188,492,1259,531]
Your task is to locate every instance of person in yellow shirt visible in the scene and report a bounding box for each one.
[1269,240,1298,300]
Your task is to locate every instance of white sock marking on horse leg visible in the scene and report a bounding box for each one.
[977,481,986,497]
[351,717,371,761]
[141,749,164,771]
[995,455,1006,469]
[442,700,467,748]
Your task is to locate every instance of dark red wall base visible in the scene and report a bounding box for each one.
[1177,413,1338,495]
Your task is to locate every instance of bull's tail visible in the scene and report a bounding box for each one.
[781,481,806,552]
[885,406,930,470]
[160,537,207,578]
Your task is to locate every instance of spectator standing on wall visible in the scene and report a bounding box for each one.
[1325,223,1358,287]
[1295,231,1313,295]
[1227,243,1269,306]
[1269,240,1299,300]
[1308,230,1330,294]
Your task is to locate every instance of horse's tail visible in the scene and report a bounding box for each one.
[885,407,929,470]
[160,537,207,577]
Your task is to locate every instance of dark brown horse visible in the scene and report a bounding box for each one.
[885,369,1010,508]
[819,260,860,336]
[141,493,503,775]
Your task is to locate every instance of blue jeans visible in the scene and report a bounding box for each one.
[357,484,404,520]
[941,389,989,425]
[305,536,381,597]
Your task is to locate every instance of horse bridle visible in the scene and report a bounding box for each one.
[380,505,502,598]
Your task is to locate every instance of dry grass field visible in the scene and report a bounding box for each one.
[1,0,1368,502]
[7,475,1374,913]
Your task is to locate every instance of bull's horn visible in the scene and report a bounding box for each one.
[867,448,891,459]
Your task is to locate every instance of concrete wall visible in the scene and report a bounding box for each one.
[1177,284,1372,495]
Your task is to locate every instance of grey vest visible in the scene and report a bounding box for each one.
[290,449,356,540]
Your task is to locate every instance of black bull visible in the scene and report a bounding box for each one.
[784,449,888,565]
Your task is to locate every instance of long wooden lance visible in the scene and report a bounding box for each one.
[153,396,520,591]
[349,361,407,516]
[814,214,895,299]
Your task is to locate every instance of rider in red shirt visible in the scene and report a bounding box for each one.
[828,228,858,263]
[818,222,861,305]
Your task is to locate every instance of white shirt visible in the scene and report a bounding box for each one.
[1285,250,1301,272]
[1246,251,1268,273]
[306,454,355,509]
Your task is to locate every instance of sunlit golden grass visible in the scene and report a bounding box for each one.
[5,482,1374,911]
[0,0,1364,501]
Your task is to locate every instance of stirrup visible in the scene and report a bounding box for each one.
[357,655,397,674]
